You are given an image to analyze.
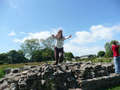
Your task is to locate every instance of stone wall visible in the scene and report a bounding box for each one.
[0,62,120,90]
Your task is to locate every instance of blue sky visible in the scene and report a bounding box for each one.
[0,0,120,56]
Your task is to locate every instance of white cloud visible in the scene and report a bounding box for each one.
[70,31,94,44]
[64,43,104,56]
[20,32,27,34]
[14,31,51,43]
[14,27,63,43]
[13,38,23,43]
[70,25,120,44]
[90,25,113,40]
[8,31,16,36]
[27,32,51,40]
[112,25,120,32]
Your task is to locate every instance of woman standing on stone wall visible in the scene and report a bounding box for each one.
[111,41,120,74]
[52,30,72,65]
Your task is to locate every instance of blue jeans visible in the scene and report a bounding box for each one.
[114,56,120,73]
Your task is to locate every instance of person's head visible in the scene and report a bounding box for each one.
[112,41,118,45]
[56,29,63,39]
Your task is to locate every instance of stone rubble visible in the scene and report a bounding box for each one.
[0,62,119,90]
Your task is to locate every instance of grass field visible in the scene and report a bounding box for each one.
[0,62,45,78]
[108,87,120,90]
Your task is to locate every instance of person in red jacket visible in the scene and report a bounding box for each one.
[112,41,120,74]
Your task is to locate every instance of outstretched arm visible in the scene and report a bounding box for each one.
[64,35,72,40]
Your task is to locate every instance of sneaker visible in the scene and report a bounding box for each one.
[53,62,58,65]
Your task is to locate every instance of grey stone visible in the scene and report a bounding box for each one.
[4,68,11,74]
[12,68,20,73]
[0,62,119,90]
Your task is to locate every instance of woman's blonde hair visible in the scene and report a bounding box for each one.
[56,30,63,39]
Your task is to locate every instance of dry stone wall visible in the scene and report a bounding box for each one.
[0,62,120,90]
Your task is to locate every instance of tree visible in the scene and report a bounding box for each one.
[64,52,74,61]
[32,48,54,62]
[31,50,42,62]
[0,53,9,64]
[21,39,41,60]
[41,48,54,61]
[97,51,105,57]
[41,36,55,50]
[8,50,26,64]
[104,42,112,57]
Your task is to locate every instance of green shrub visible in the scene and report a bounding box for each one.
[0,61,4,65]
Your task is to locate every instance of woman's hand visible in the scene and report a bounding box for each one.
[52,34,55,37]
[64,35,72,40]
[69,35,72,38]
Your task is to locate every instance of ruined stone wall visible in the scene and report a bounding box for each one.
[0,62,120,90]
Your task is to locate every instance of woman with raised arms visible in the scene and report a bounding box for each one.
[52,30,72,65]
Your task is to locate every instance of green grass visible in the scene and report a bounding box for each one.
[75,57,113,63]
[0,69,5,78]
[108,87,120,90]
[0,62,50,78]
[106,86,120,90]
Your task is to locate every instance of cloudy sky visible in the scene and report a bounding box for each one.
[0,0,120,56]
